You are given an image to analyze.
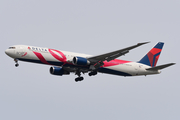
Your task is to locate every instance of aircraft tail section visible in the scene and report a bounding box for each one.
[139,42,164,67]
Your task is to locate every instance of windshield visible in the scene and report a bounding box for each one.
[9,47,16,49]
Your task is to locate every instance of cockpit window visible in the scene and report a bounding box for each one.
[9,47,16,49]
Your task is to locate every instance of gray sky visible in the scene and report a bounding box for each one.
[1,0,179,120]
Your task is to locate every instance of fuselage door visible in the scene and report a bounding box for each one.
[134,63,140,75]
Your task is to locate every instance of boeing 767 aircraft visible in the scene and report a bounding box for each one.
[5,42,175,82]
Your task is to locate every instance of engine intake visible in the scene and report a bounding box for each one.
[72,57,90,66]
[50,66,70,76]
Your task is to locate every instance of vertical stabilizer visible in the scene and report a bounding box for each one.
[139,42,164,67]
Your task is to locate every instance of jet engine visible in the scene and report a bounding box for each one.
[50,66,70,76]
[72,57,90,66]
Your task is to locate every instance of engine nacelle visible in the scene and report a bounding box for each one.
[50,66,70,76]
[72,57,90,66]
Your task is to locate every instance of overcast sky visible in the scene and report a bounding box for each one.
[1,0,179,120]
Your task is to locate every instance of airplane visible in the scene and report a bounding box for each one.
[5,42,175,82]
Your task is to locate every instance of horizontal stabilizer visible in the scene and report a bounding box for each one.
[146,63,175,71]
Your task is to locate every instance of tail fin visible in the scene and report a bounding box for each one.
[139,42,164,67]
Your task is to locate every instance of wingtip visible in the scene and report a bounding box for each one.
[137,41,150,45]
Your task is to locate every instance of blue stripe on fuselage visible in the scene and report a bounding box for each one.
[98,67,132,76]
[18,58,132,76]
[18,58,90,68]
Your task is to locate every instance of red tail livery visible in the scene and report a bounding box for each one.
[139,42,164,67]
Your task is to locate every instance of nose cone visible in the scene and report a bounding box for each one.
[5,49,9,55]
[5,49,15,58]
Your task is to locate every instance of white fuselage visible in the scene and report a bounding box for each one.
[5,45,160,77]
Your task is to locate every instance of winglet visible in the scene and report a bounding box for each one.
[137,41,150,46]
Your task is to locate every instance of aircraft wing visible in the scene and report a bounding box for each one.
[88,42,149,63]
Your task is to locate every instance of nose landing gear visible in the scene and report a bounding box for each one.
[14,59,19,67]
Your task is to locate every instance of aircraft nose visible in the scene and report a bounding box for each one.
[5,49,9,55]
[5,49,15,58]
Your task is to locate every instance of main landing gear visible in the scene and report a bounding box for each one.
[75,77,84,82]
[75,70,84,82]
[14,59,19,67]
[88,71,97,76]
[74,70,98,82]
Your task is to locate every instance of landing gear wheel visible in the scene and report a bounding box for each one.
[15,64,19,67]
[79,77,84,81]
[88,71,97,76]
[75,77,84,82]
[75,79,78,82]
[14,59,19,67]
[89,73,92,76]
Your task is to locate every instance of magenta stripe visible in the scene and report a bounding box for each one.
[33,51,50,65]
